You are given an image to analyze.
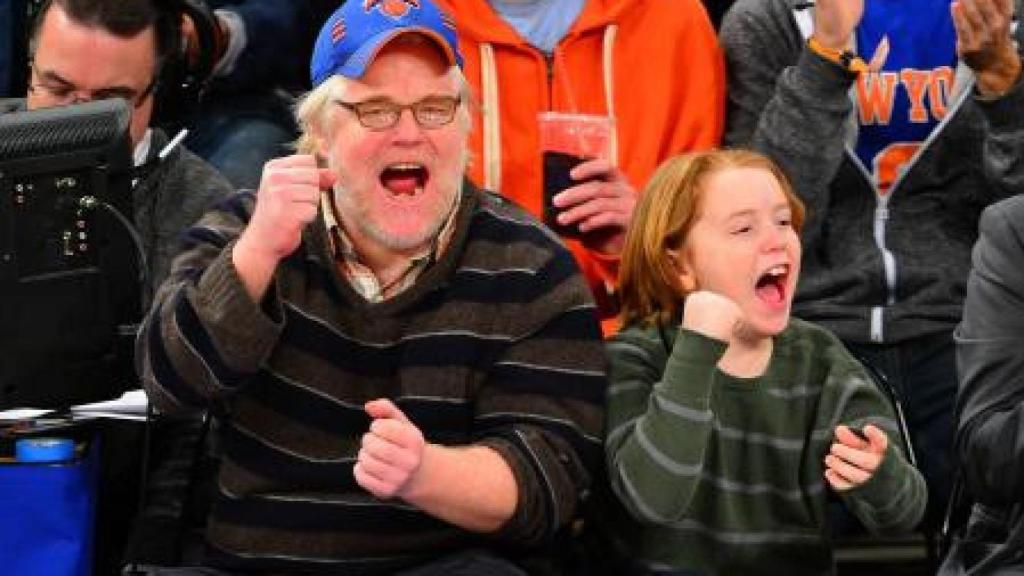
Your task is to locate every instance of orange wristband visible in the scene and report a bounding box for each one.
[808,36,868,74]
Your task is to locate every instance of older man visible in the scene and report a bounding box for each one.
[136,1,606,574]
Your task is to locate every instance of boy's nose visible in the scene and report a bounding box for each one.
[762,225,787,251]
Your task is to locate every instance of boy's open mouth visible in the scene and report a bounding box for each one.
[380,163,429,196]
[755,264,789,306]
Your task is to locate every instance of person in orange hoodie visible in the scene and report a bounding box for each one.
[434,0,725,333]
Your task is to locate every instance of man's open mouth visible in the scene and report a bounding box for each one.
[380,162,429,196]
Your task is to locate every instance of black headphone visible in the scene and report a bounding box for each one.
[151,0,219,133]
[19,0,219,131]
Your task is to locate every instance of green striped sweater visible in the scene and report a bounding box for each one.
[605,319,927,575]
[137,184,607,574]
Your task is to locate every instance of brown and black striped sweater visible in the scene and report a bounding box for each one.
[137,183,607,574]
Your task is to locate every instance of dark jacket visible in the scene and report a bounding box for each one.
[133,127,234,299]
[948,195,1024,574]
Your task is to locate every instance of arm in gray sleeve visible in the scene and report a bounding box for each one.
[955,197,1024,505]
[720,0,857,239]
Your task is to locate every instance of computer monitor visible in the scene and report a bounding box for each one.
[0,98,140,409]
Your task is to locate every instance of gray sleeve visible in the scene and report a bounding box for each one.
[149,149,233,294]
[955,197,1024,505]
[974,7,1024,199]
[720,0,856,236]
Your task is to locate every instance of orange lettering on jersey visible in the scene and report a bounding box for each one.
[856,72,899,125]
[928,66,956,120]
[900,69,931,123]
[874,142,921,195]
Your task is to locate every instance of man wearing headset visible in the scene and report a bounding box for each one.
[21,0,232,292]
[4,1,233,572]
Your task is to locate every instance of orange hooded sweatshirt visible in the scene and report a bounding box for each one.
[435,0,725,332]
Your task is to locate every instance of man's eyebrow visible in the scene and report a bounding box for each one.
[36,69,73,87]
[93,85,137,96]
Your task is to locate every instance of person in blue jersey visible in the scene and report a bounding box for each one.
[134,0,607,574]
[721,0,1024,529]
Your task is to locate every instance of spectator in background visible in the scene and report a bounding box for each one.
[435,0,725,332]
[721,0,1024,528]
[605,149,926,575]
[136,0,606,573]
[22,0,232,292]
[944,194,1024,573]
[6,1,233,573]
[170,0,339,190]
[950,192,1024,569]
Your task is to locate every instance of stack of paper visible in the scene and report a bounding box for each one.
[69,389,149,421]
[0,389,150,422]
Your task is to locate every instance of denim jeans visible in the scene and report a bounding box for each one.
[184,90,297,190]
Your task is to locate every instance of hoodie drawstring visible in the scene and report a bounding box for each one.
[479,24,620,191]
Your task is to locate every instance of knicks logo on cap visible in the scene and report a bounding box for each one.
[331,19,346,43]
[364,0,421,18]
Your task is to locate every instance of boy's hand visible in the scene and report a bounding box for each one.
[682,291,757,345]
[824,424,888,491]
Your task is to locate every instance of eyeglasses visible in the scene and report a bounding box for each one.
[334,95,462,130]
[27,66,158,109]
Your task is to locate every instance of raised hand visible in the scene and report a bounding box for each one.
[824,424,889,491]
[233,154,335,301]
[244,154,334,261]
[812,0,865,50]
[682,290,753,344]
[553,157,637,255]
[952,0,1021,96]
[354,398,427,500]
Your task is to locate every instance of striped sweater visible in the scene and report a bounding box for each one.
[605,319,926,575]
[136,183,607,574]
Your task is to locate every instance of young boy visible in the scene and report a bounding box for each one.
[604,149,927,575]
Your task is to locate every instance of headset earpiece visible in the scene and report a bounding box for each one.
[152,0,218,133]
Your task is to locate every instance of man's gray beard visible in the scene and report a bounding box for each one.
[334,152,467,253]
[336,173,462,253]
[360,203,449,252]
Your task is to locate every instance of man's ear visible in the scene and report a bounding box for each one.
[313,127,330,160]
[666,248,698,293]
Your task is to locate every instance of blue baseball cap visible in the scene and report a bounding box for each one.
[310,0,463,88]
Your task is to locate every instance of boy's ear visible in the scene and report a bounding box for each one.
[666,248,698,293]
